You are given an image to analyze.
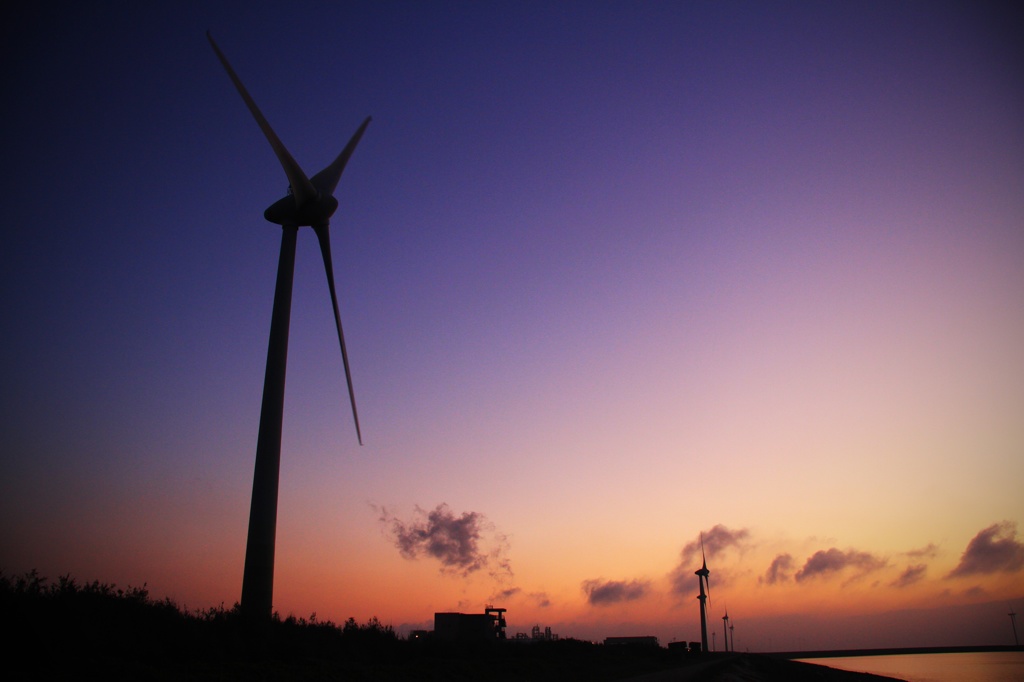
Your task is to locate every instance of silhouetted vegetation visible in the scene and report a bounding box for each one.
[3,570,400,679]
[2,571,896,680]
[1,570,674,680]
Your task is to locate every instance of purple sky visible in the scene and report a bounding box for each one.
[2,1,1022,648]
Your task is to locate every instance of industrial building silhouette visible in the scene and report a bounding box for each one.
[422,606,566,643]
[433,606,507,642]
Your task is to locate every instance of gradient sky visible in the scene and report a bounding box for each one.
[2,1,1022,650]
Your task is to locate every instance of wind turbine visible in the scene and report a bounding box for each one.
[695,533,711,652]
[207,32,370,619]
[722,607,730,653]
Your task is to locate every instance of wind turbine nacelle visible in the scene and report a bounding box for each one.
[264,193,339,227]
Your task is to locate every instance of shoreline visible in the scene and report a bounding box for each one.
[624,652,903,681]
[771,643,1022,659]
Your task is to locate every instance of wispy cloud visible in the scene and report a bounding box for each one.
[795,548,885,583]
[492,587,521,601]
[679,525,751,565]
[906,543,939,559]
[582,578,650,606]
[760,553,795,585]
[487,586,548,608]
[963,585,988,599]
[531,592,552,608]
[376,503,512,579]
[670,525,751,596]
[890,563,927,588]
[946,521,1024,578]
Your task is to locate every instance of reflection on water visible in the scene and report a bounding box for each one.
[797,651,1024,682]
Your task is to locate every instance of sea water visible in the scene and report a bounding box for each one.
[797,651,1024,682]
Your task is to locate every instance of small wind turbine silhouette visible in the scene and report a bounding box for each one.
[695,533,711,652]
[722,606,730,652]
[207,32,370,619]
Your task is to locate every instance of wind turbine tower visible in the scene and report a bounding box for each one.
[207,33,370,620]
[695,535,710,652]
[1010,608,1019,647]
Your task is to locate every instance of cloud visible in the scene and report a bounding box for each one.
[946,521,1024,578]
[906,543,939,559]
[582,578,650,606]
[376,503,511,579]
[492,587,521,601]
[795,548,885,582]
[963,585,988,599]
[679,525,751,565]
[760,553,795,585]
[488,586,549,608]
[890,563,927,588]
[670,525,751,596]
[531,592,552,608]
[503,590,552,608]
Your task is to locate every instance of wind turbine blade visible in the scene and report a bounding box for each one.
[207,32,317,207]
[311,117,372,196]
[313,224,363,445]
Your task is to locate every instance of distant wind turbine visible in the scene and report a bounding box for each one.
[722,606,730,653]
[696,534,711,652]
[207,32,371,619]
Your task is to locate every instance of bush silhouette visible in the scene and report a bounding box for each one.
[1,570,882,680]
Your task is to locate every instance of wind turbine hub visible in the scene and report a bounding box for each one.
[264,192,338,227]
